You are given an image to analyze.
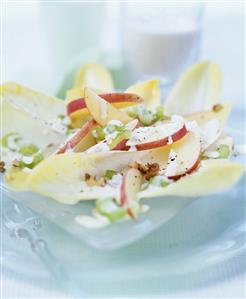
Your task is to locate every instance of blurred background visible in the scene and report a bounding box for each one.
[2,1,245,108]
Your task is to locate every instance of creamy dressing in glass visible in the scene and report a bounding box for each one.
[122,16,200,82]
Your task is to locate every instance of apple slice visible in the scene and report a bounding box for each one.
[67,93,143,116]
[84,88,132,126]
[120,168,143,218]
[56,119,96,154]
[166,132,201,180]
[127,122,187,151]
[111,119,140,151]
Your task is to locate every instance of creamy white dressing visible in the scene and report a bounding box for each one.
[126,121,184,146]
[61,116,71,126]
[80,182,121,203]
[207,134,233,153]
[171,114,185,125]
[125,119,138,131]
[107,120,123,127]
[129,145,137,151]
[165,150,178,177]
[47,118,68,134]
[86,142,110,154]
[200,119,221,151]
[167,136,173,144]
[105,131,118,145]
[107,173,123,188]
[75,214,109,229]
[203,151,220,159]
[22,156,34,164]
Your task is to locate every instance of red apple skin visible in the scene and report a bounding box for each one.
[120,178,136,219]
[168,157,201,181]
[120,168,142,219]
[135,125,187,151]
[111,120,140,151]
[67,93,143,115]
[112,139,130,151]
[56,119,96,154]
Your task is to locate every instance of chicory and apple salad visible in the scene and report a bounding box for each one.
[0,61,244,228]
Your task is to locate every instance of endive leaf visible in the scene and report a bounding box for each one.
[1,85,66,168]
[165,61,222,115]
[1,101,64,150]
[8,148,166,203]
[139,160,243,198]
[73,63,114,93]
[22,151,146,204]
[185,101,232,127]
[126,80,161,110]
[4,168,31,191]
[1,82,66,121]
[6,149,244,205]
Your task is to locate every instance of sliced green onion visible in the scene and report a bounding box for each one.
[138,110,155,126]
[127,108,137,118]
[96,197,127,222]
[19,144,39,156]
[1,132,22,149]
[58,114,66,120]
[105,169,117,180]
[20,153,44,169]
[150,176,169,187]
[155,106,164,121]
[108,130,132,149]
[103,121,124,135]
[92,126,105,140]
[217,144,230,159]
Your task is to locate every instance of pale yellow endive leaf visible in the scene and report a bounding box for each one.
[4,168,31,191]
[5,150,243,205]
[139,160,243,199]
[185,101,232,128]
[1,83,66,169]
[126,79,161,110]
[74,63,114,94]
[1,82,66,120]
[165,61,222,115]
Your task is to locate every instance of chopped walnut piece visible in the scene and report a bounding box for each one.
[212,104,223,112]
[129,161,160,180]
[12,159,21,167]
[145,163,160,180]
[0,161,6,173]
[97,177,106,187]
[85,173,91,181]
[84,173,106,187]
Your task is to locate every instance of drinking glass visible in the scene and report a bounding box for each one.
[120,2,204,87]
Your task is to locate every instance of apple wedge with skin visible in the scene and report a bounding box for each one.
[84,88,132,127]
[120,167,143,218]
[56,119,96,154]
[67,93,143,116]
[110,119,140,151]
[127,122,188,151]
[166,132,201,180]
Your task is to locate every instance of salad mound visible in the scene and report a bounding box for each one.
[0,61,244,227]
